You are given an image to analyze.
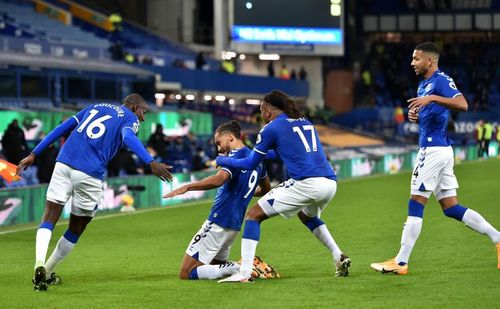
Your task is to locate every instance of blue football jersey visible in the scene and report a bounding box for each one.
[208,147,267,231]
[57,104,140,179]
[253,114,336,180]
[417,70,462,147]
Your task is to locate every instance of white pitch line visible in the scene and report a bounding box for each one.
[0,199,211,236]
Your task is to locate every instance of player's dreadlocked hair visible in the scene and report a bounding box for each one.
[215,120,241,138]
[263,90,305,119]
[415,42,440,59]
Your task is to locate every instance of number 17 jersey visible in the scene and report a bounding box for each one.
[57,104,140,180]
[253,114,336,181]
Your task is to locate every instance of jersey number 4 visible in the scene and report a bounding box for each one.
[77,109,112,139]
[293,125,318,152]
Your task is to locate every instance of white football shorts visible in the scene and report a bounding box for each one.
[46,162,103,217]
[258,177,337,219]
[186,220,238,265]
[410,146,459,200]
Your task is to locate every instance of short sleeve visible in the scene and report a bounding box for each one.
[437,75,461,98]
[121,114,140,136]
[253,123,276,155]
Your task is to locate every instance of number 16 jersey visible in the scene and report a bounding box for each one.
[57,104,140,180]
[253,114,336,181]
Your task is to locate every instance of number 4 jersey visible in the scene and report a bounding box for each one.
[57,104,140,180]
[254,114,336,181]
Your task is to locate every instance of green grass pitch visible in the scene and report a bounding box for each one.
[1,160,500,308]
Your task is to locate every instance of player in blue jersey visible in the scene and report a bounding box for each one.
[215,90,351,283]
[371,42,500,274]
[163,121,272,280]
[15,94,173,291]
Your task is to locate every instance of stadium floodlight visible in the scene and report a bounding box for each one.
[185,94,195,101]
[245,99,261,105]
[154,93,166,100]
[204,95,212,101]
[229,99,235,104]
[258,53,280,60]
[215,95,226,101]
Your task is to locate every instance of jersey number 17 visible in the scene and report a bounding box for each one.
[293,125,318,152]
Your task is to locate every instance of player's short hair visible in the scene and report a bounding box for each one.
[263,90,304,119]
[415,42,440,58]
[215,120,241,138]
[123,93,147,107]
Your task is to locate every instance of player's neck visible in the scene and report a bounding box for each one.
[231,140,245,151]
[424,66,438,79]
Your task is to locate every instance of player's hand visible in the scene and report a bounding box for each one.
[163,186,188,198]
[408,108,419,123]
[407,95,433,110]
[150,161,173,182]
[15,153,35,176]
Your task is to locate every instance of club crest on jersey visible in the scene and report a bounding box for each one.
[425,84,432,93]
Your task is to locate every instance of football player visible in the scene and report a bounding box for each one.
[16,94,173,290]
[371,42,500,274]
[216,90,351,283]
[164,121,273,280]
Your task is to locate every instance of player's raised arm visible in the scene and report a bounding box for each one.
[163,169,231,198]
[216,149,265,170]
[121,128,173,182]
[16,116,80,175]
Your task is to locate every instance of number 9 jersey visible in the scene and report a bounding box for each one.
[57,104,140,180]
[254,114,336,181]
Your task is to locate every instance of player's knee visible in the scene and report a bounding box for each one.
[179,270,190,280]
[245,205,267,221]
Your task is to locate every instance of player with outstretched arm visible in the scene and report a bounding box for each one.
[164,121,273,280]
[16,94,173,291]
[215,90,351,283]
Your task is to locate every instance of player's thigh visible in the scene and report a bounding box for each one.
[185,220,234,265]
[433,150,459,201]
[258,178,312,219]
[302,178,337,218]
[258,177,336,219]
[410,147,449,196]
[46,162,73,205]
[70,170,103,218]
[213,228,238,262]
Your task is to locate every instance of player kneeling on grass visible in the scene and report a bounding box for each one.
[164,121,277,280]
[16,94,173,291]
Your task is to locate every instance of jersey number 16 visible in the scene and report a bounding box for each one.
[77,109,112,139]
